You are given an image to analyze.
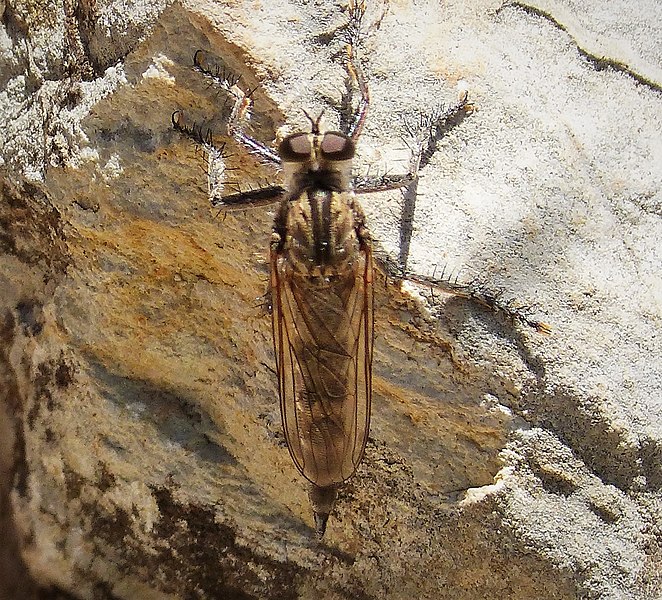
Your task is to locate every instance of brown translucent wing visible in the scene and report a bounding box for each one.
[271,246,373,488]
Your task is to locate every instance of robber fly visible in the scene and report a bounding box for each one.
[271,112,374,536]
[173,2,548,538]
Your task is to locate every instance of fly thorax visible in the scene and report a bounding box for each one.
[285,189,360,277]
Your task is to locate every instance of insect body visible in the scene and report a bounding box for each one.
[271,117,373,536]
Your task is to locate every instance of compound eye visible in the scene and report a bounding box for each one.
[320,132,355,160]
[279,133,312,161]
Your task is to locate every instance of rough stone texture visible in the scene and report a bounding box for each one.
[1,1,660,599]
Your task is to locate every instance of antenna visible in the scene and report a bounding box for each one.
[302,109,325,134]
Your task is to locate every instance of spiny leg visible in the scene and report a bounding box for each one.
[348,53,473,194]
[171,110,231,207]
[192,50,281,167]
[372,97,548,332]
[376,250,551,333]
[404,92,473,172]
[324,5,530,329]
[172,109,284,209]
[339,0,370,140]
[398,93,474,270]
[172,52,283,209]
[341,2,416,194]
[351,94,473,268]
[348,87,547,332]
[353,172,416,194]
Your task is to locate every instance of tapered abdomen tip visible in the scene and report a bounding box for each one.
[314,511,330,538]
[309,485,338,538]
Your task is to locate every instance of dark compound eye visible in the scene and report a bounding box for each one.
[279,133,312,161]
[320,132,355,161]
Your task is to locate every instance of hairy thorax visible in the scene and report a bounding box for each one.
[283,188,362,279]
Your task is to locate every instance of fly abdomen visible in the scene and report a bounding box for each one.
[296,388,354,485]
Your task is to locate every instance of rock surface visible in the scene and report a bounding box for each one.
[0,0,660,599]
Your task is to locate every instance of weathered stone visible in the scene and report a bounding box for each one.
[1,1,660,598]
